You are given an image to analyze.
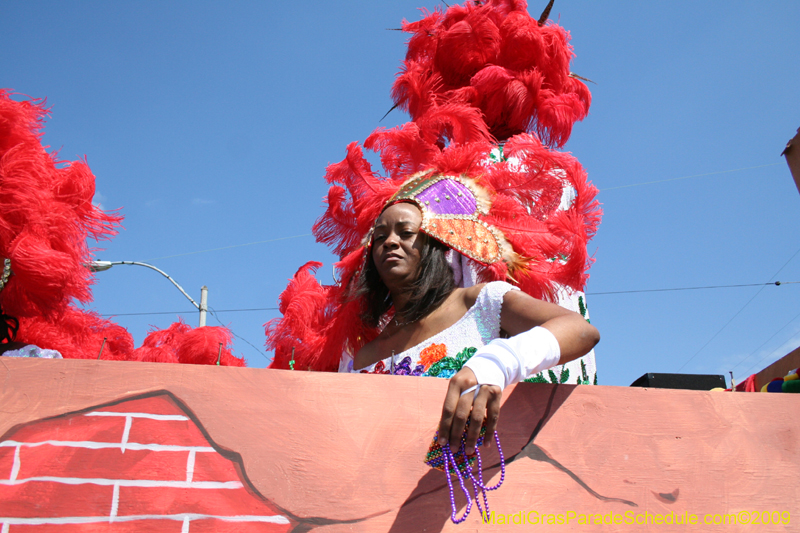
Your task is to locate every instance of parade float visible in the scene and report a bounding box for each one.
[1,2,797,531]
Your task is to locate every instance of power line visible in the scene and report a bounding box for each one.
[741,331,800,378]
[599,162,782,192]
[588,281,796,296]
[100,280,800,315]
[676,246,800,372]
[734,310,800,376]
[143,233,313,262]
[93,279,800,368]
[97,307,274,362]
[207,305,270,362]
[101,310,194,317]
[676,287,769,373]
[101,307,279,317]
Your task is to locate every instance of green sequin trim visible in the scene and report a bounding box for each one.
[488,145,506,164]
[524,362,596,385]
[426,346,477,377]
[524,373,548,383]
[578,295,591,324]
[570,360,590,385]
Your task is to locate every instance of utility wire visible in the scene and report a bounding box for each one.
[143,233,313,262]
[599,163,782,191]
[96,278,800,370]
[734,310,800,376]
[207,305,270,362]
[135,164,781,264]
[676,246,800,372]
[101,310,196,317]
[588,281,796,296]
[98,307,273,361]
[741,332,800,378]
[102,307,279,317]
[102,281,800,315]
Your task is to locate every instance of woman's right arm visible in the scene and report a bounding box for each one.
[437,289,599,453]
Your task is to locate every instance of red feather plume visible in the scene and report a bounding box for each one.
[392,0,590,147]
[1,90,246,368]
[266,0,600,372]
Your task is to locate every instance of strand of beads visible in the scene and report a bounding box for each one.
[441,431,505,524]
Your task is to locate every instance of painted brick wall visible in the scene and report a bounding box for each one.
[0,395,293,532]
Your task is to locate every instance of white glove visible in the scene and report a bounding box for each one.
[463,326,561,390]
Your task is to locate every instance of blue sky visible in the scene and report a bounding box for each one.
[2,0,799,386]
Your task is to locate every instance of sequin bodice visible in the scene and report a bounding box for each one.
[339,281,517,377]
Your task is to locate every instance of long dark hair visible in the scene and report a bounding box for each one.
[356,233,456,329]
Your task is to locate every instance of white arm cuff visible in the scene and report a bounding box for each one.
[463,326,561,390]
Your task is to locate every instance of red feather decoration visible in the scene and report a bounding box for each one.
[133,319,244,366]
[364,123,439,182]
[0,91,122,320]
[1,90,246,367]
[266,0,600,372]
[266,261,371,372]
[0,90,136,360]
[391,0,589,147]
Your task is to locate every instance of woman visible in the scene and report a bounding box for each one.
[345,199,599,455]
[265,0,602,461]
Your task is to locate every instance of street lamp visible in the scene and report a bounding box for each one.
[89,261,208,327]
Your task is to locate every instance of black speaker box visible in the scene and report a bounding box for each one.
[630,373,727,391]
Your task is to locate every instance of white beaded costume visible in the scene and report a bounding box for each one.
[338,280,596,385]
[340,282,515,377]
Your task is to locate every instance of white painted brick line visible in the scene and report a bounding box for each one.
[0,514,291,526]
[110,483,120,521]
[0,440,214,453]
[86,411,188,421]
[120,415,132,454]
[0,476,243,489]
[1,522,8,533]
[182,516,190,533]
[9,445,20,481]
[186,449,196,483]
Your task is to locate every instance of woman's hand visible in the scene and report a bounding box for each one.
[438,367,502,454]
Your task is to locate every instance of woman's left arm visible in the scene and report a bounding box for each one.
[500,290,600,365]
[437,290,599,453]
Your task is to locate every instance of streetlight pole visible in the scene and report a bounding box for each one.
[199,285,208,327]
[89,261,207,327]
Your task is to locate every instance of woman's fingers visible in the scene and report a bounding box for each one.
[438,368,503,453]
[464,385,502,452]
[448,387,476,451]
[438,368,477,448]
[483,385,502,445]
[464,387,488,454]
[438,380,463,446]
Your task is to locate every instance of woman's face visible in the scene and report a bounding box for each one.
[371,203,425,289]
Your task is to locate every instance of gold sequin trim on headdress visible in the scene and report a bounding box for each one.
[388,172,520,268]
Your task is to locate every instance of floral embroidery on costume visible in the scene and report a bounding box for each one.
[393,357,426,376]
[358,357,427,376]
[423,347,476,379]
[344,282,514,377]
[360,360,390,375]
[355,347,477,379]
[343,280,597,385]
[419,343,447,370]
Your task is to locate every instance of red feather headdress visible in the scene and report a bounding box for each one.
[266,0,600,372]
[0,90,245,366]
